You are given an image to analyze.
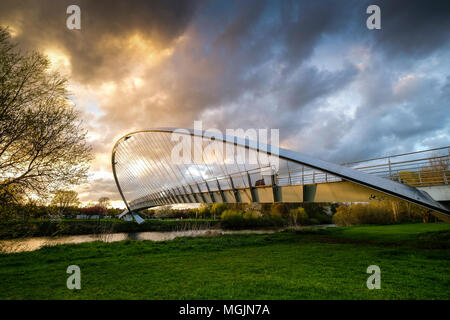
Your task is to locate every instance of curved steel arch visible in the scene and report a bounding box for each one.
[112,128,450,220]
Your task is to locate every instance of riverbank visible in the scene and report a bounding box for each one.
[0,223,449,299]
[0,228,288,253]
[0,219,222,239]
[0,217,306,240]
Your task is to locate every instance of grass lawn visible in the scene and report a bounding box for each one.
[0,223,449,299]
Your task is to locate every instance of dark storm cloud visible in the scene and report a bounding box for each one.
[278,0,362,69]
[281,64,359,110]
[195,0,450,162]
[0,0,199,81]
[371,0,450,59]
[318,61,450,163]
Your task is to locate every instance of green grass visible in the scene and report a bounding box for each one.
[0,223,449,299]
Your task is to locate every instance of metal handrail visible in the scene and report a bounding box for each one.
[341,146,449,165]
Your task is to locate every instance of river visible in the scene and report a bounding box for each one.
[0,224,335,254]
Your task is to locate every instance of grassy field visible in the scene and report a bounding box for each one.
[0,223,449,299]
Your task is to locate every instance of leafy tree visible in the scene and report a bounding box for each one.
[107,208,120,217]
[154,205,173,218]
[0,27,92,202]
[198,203,211,219]
[0,184,24,205]
[289,207,307,226]
[80,205,107,217]
[211,203,227,219]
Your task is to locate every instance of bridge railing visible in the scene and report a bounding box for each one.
[343,146,449,187]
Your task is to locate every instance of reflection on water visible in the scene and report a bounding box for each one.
[0,225,334,254]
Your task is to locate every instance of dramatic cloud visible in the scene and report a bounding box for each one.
[1,0,449,206]
[0,0,199,81]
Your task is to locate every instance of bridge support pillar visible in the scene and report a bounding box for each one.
[271,174,281,202]
[303,184,317,202]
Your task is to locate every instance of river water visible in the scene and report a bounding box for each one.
[0,225,335,254]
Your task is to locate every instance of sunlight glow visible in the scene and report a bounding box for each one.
[44,49,71,74]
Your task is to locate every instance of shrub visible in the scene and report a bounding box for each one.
[221,209,285,229]
[187,209,199,219]
[289,207,308,225]
[270,203,289,218]
[0,203,53,221]
[107,208,121,217]
[269,210,282,219]
[332,201,433,226]
[243,210,261,220]
[211,203,227,219]
[221,210,244,228]
[221,209,242,220]
[302,203,333,224]
[199,203,212,218]
[307,218,320,225]
[153,206,173,218]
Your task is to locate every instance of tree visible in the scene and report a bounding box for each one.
[399,154,449,187]
[198,203,211,219]
[50,190,80,213]
[289,207,307,226]
[80,206,107,217]
[211,203,227,219]
[98,197,111,208]
[0,27,92,202]
[421,155,449,186]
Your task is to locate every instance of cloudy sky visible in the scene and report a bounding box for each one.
[1,0,449,207]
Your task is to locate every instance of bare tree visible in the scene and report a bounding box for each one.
[98,196,111,209]
[0,27,92,201]
[419,153,450,185]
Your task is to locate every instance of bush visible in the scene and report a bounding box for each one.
[221,209,285,230]
[302,203,333,224]
[307,218,320,225]
[199,203,212,218]
[107,208,121,217]
[270,203,289,218]
[152,206,173,218]
[332,201,434,226]
[211,203,227,219]
[221,209,242,220]
[289,207,308,225]
[269,210,282,219]
[243,210,261,220]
